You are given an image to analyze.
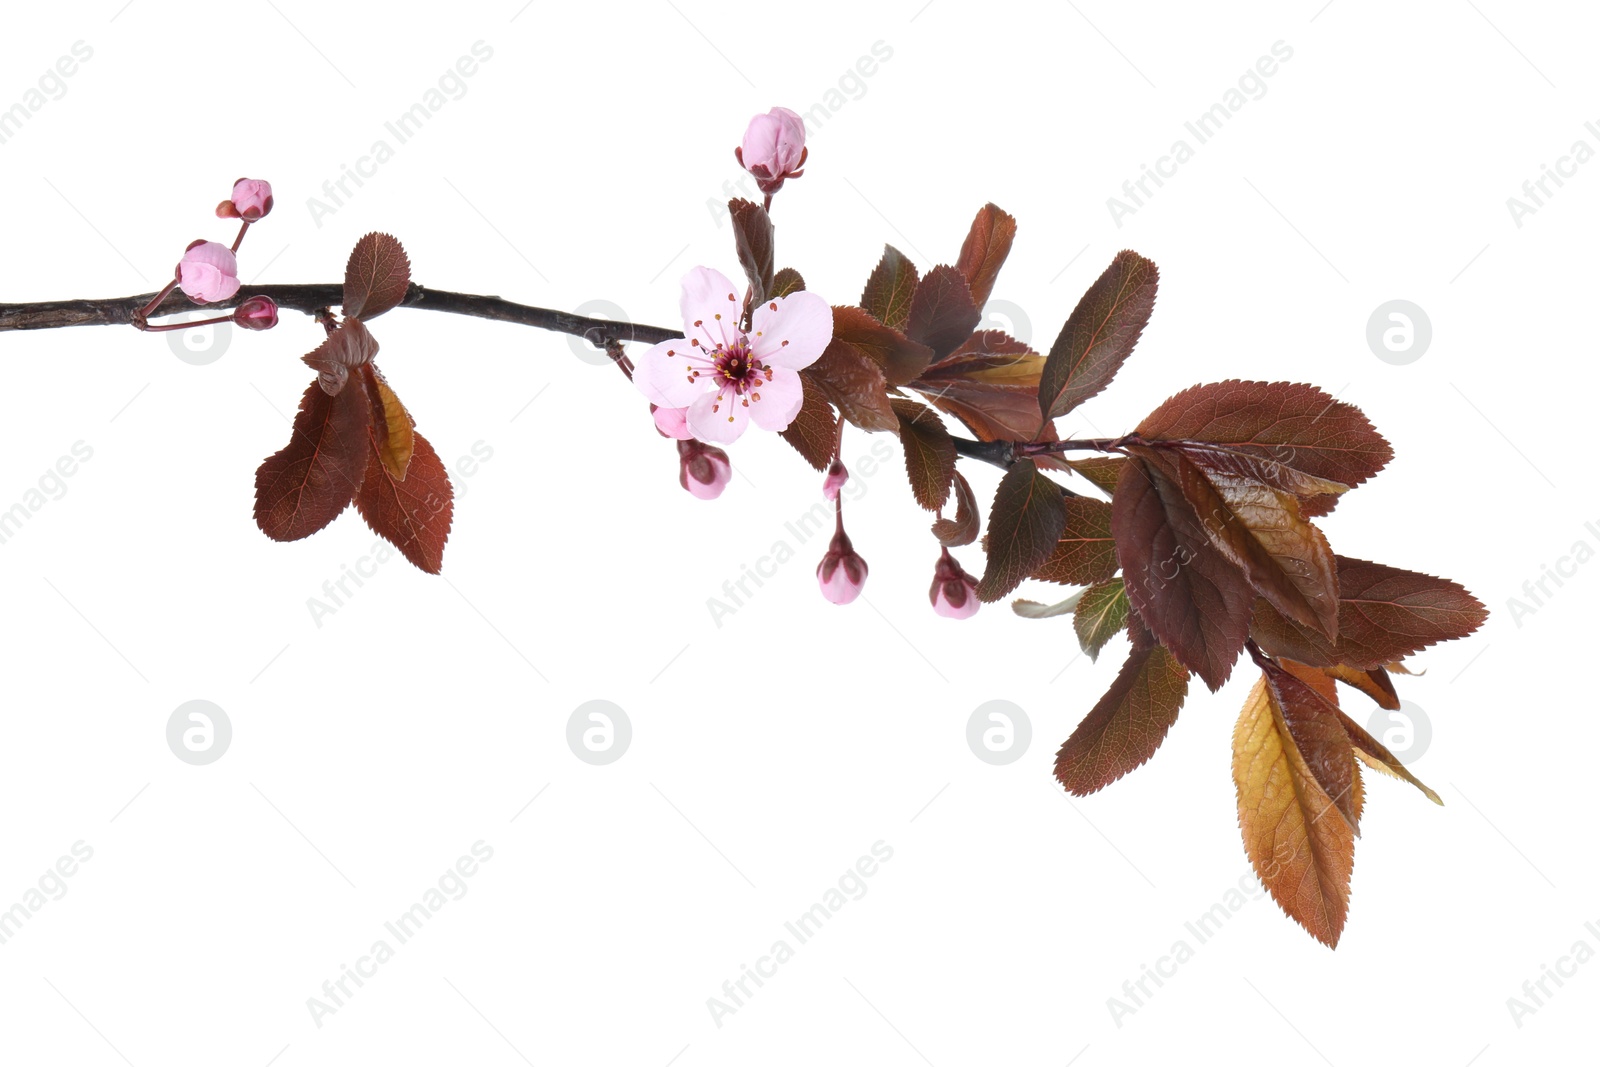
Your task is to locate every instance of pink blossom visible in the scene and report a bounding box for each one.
[817,530,868,604]
[233,295,279,331]
[678,440,732,500]
[652,404,694,440]
[929,549,980,619]
[635,267,832,444]
[177,241,241,303]
[822,459,848,501]
[736,108,807,195]
[218,178,274,221]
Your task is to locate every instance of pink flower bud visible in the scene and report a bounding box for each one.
[735,107,807,196]
[678,439,732,500]
[822,458,848,501]
[653,404,694,440]
[227,178,274,221]
[177,241,241,303]
[233,295,279,331]
[816,529,868,605]
[929,549,980,619]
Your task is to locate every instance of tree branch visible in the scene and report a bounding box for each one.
[0,284,681,349]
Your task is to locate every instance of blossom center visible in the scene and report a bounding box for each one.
[713,339,771,396]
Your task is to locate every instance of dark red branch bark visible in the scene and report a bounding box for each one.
[0,283,680,349]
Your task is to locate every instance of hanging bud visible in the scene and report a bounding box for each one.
[816,529,868,605]
[929,548,980,619]
[677,439,731,500]
[822,458,848,501]
[233,295,279,331]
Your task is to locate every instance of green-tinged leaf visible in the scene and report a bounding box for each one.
[976,464,1068,602]
[771,267,805,298]
[779,380,838,471]
[954,203,1017,309]
[729,198,775,308]
[905,264,981,359]
[1074,579,1129,660]
[891,397,956,510]
[1038,250,1158,421]
[1034,496,1118,586]
[1065,456,1126,497]
[932,470,979,547]
[1013,591,1083,619]
[1055,633,1188,795]
[860,245,918,331]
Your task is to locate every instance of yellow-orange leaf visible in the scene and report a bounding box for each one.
[1233,676,1357,948]
[373,377,415,482]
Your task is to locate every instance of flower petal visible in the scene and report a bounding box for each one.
[747,366,804,431]
[751,290,832,370]
[635,338,709,408]
[687,385,749,443]
[679,266,743,351]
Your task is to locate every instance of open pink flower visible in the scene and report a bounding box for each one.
[635,267,832,444]
[177,241,241,303]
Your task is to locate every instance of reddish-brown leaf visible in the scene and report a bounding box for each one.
[302,318,379,396]
[954,203,1017,309]
[254,380,372,542]
[1233,675,1358,948]
[891,398,956,511]
[779,381,838,471]
[932,470,979,547]
[860,245,918,331]
[1056,629,1188,795]
[1250,557,1487,670]
[342,233,411,320]
[1111,458,1253,690]
[829,305,933,387]
[1262,660,1360,832]
[1139,445,1340,640]
[1038,251,1158,421]
[976,463,1068,602]
[354,425,453,574]
[905,264,981,359]
[803,333,898,433]
[908,331,1063,449]
[1325,663,1401,710]
[1136,381,1392,492]
[1337,706,1442,804]
[729,198,775,308]
[1033,496,1118,586]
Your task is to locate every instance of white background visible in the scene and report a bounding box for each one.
[1,1,1595,1064]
